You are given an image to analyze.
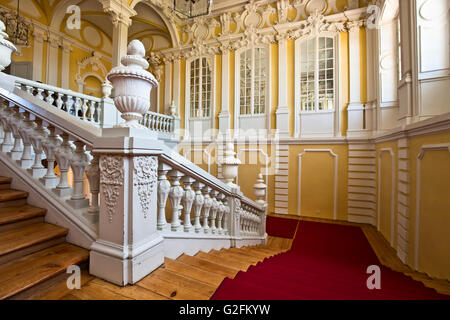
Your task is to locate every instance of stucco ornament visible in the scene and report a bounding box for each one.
[0,20,17,72]
[100,156,124,223]
[107,40,158,128]
[134,156,158,219]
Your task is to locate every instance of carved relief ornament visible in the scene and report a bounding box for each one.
[99,156,124,223]
[133,156,158,219]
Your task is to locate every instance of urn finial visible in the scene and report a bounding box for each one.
[0,20,18,72]
[107,39,158,128]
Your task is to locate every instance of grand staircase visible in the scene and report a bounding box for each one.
[0,175,283,300]
[0,176,89,300]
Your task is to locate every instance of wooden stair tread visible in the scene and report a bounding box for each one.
[163,257,225,287]
[143,268,216,298]
[138,269,211,300]
[195,251,251,271]
[177,254,239,278]
[63,278,169,300]
[0,177,12,185]
[0,189,28,202]
[212,249,260,264]
[0,223,68,257]
[233,247,274,259]
[0,205,46,226]
[0,243,89,299]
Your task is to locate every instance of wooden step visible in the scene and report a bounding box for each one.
[63,278,168,300]
[138,269,212,300]
[142,268,216,298]
[233,247,274,259]
[0,177,12,190]
[0,243,89,299]
[195,251,251,271]
[0,189,28,208]
[0,205,46,232]
[177,254,239,278]
[0,223,68,264]
[211,249,260,264]
[163,257,225,287]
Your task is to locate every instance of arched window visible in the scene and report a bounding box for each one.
[235,46,270,134]
[299,36,335,112]
[185,56,215,139]
[189,57,212,118]
[239,47,267,115]
[294,33,339,138]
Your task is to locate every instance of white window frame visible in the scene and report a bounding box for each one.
[185,55,216,137]
[294,32,340,137]
[234,45,271,134]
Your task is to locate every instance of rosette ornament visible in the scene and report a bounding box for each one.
[107,40,158,128]
[0,21,17,72]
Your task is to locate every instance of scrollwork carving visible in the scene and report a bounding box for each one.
[100,156,124,223]
[133,156,158,220]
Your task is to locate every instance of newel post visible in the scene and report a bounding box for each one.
[89,40,164,286]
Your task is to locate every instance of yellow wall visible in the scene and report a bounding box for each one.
[288,145,348,221]
[376,141,398,247]
[409,132,450,280]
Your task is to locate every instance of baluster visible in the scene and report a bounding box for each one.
[55,93,64,109]
[81,99,88,120]
[157,163,172,230]
[64,95,74,113]
[8,107,24,160]
[150,114,155,130]
[29,118,48,178]
[209,190,219,234]
[217,194,225,235]
[222,198,230,235]
[85,153,100,219]
[25,85,33,95]
[0,105,13,152]
[88,100,96,122]
[36,88,44,100]
[181,176,195,232]
[45,90,55,105]
[192,181,205,233]
[53,133,73,197]
[41,125,61,188]
[17,111,36,169]
[67,141,90,208]
[168,170,184,232]
[201,186,212,233]
[73,97,81,117]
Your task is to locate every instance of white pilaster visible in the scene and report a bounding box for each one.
[347,21,365,134]
[276,37,290,138]
[219,46,230,134]
[172,58,181,111]
[61,40,72,89]
[46,32,60,86]
[164,59,172,114]
[100,0,136,68]
[32,27,46,82]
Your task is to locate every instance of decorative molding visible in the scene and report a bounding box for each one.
[76,51,108,85]
[133,156,158,219]
[377,148,395,247]
[99,155,124,223]
[414,143,450,270]
[298,149,338,219]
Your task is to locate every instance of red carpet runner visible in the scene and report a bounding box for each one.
[265,216,299,238]
[211,220,449,300]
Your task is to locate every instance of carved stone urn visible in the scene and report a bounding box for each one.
[220,143,241,187]
[101,79,113,98]
[107,40,158,128]
[0,21,17,72]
